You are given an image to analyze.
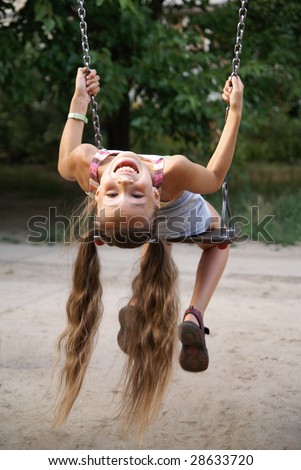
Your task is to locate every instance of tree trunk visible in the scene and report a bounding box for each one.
[105,94,130,150]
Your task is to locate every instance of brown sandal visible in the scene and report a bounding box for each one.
[179,306,210,372]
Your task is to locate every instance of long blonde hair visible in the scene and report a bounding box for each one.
[54,197,179,436]
[119,239,179,435]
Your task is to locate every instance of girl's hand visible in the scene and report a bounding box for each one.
[74,67,100,102]
[222,75,244,116]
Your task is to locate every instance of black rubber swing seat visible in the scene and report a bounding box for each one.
[166,227,240,245]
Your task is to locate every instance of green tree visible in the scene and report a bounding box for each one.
[0,0,235,162]
[0,0,300,164]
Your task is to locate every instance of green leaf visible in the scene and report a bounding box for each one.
[43,18,56,34]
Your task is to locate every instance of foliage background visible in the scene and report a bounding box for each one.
[0,0,300,244]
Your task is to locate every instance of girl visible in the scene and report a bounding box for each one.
[55,67,244,434]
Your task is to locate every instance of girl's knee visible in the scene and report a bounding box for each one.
[197,242,230,252]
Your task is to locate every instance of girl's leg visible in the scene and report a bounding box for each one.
[184,202,229,325]
[179,202,229,371]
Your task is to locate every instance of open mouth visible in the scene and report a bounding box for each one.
[113,160,139,174]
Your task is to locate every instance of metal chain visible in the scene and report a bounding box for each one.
[231,0,248,76]
[77,0,103,149]
[223,0,248,230]
[226,0,248,120]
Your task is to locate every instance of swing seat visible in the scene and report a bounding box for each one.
[166,227,240,246]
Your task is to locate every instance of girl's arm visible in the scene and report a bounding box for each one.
[175,76,244,194]
[58,68,100,181]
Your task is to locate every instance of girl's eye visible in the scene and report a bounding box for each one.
[132,194,144,199]
[106,193,118,198]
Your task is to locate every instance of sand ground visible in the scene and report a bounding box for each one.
[0,240,300,450]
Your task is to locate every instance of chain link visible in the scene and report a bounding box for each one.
[77,0,103,149]
[232,1,248,76]
[226,0,248,120]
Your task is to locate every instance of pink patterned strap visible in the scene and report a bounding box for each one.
[87,149,114,199]
[152,157,164,189]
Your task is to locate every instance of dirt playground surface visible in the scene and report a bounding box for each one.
[0,240,300,450]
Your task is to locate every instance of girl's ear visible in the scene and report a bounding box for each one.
[94,186,101,207]
[153,187,160,208]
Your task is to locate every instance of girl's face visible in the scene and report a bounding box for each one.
[96,152,160,228]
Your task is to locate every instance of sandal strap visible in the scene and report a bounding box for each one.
[183,306,210,335]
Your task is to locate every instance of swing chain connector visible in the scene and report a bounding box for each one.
[225,0,248,121]
[77,0,103,149]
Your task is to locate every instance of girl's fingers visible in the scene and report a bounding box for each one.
[87,82,100,96]
[87,69,98,84]
[225,78,232,89]
[87,84,99,92]
[86,79,100,90]
[223,79,232,95]
[88,89,100,97]
[222,87,231,100]
[221,75,243,108]
[231,75,244,90]
[86,75,100,96]
[222,93,230,103]
[86,74,100,86]
[88,69,97,78]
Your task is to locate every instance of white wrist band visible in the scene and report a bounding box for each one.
[68,112,88,124]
